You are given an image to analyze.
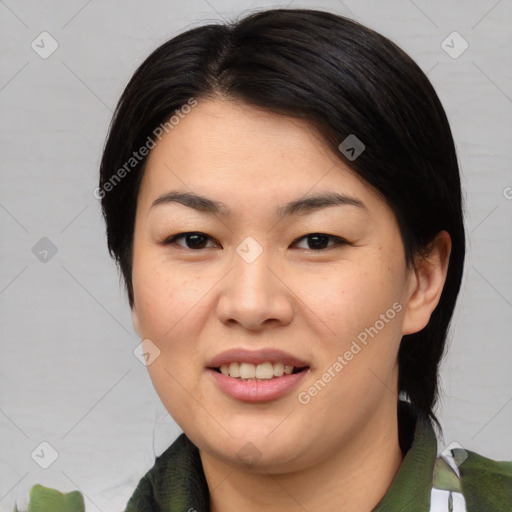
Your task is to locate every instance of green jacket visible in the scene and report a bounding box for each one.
[16,402,512,511]
[124,402,512,512]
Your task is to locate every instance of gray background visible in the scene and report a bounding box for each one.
[1,0,511,510]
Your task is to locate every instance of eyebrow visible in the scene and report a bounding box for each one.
[150,191,366,217]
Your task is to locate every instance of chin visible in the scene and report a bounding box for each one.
[197,428,313,472]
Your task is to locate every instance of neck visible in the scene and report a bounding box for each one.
[200,401,403,512]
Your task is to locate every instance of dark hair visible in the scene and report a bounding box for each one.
[99,8,465,427]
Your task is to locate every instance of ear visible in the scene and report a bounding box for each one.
[402,230,452,335]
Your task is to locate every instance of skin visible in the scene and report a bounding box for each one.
[131,98,451,512]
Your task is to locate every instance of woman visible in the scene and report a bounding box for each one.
[96,8,511,512]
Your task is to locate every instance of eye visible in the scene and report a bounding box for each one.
[292,233,348,251]
[162,232,348,251]
[163,232,219,250]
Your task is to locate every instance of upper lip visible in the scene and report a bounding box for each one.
[206,348,310,368]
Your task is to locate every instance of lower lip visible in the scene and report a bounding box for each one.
[207,368,310,402]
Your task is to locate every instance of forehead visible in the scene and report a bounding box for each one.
[138,98,380,215]
[147,98,335,170]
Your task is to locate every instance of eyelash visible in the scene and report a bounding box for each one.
[162,232,349,251]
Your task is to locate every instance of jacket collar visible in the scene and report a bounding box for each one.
[373,401,438,511]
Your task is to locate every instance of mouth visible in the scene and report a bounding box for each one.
[209,362,310,381]
[205,348,311,402]
[206,360,311,402]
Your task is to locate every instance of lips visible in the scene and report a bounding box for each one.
[206,366,310,402]
[206,348,311,402]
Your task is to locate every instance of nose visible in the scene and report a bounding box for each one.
[215,246,294,331]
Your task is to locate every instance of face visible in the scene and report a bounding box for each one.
[131,98,418,473]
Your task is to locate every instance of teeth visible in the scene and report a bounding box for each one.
[255,362,273,379]
[273,362,284,377]
[218,361,302,380]
[239,363,256,379]
[229,362,240,377]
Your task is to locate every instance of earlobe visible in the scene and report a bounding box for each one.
[402,231,452,335]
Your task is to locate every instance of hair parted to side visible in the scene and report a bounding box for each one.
[99,8,465,427]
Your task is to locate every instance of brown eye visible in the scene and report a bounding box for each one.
[164,232,217,249]
[293,233,347,251]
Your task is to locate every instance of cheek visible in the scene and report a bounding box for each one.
[133,262,207,421]
[131,250,186,342]
[132,256,214,370]
[133,266,170,330]
[308,258,403,340]
[296,261,405,419]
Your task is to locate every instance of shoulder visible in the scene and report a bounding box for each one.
[433,446,512,512]
[458,449,512,510]
[124,433,188,512]
[124,433,207,512]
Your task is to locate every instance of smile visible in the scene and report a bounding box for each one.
[215,361,308,380]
